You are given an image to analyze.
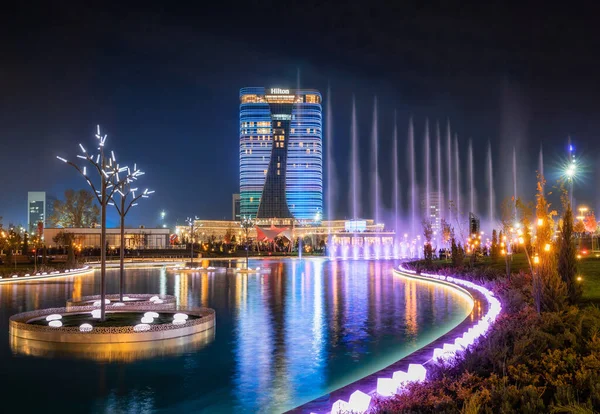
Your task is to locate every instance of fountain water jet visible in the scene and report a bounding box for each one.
[487,140,495,230]
[436,123,443,223]
[454,135,460,219]
[424,120,431,226]
[512,146,517,216]
[408,118,417,238]
[326,86,334,231]
[446,121,453,218]
[538,144,544,180]
[393,112,400,257]
[371,97,379,224]
[350,97,360,220]
[468,139,475,215]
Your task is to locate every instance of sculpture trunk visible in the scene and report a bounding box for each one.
[119,196,125,302]
[100,180,107,322]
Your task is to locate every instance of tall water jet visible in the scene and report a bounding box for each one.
[454,134,460,220]
[436,122,443,223]
[424,120,431,225]
[487,140,495,230]
[446,120,452,218]
[538,144,544,179]
[468,139,475,215]
[393,112,400,235]
[512,146,517,216]
[408,117,416,237]
[326,86,334,232]
[350,97,360,219]
[393,112,400,257]
[371,97,379,224]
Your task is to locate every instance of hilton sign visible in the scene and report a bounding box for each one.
[270,88,290,94]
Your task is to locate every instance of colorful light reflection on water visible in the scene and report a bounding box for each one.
[0,259,471,413]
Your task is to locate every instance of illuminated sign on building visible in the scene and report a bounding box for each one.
[270,88,290,94]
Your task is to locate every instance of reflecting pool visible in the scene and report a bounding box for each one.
[0,259,471,413]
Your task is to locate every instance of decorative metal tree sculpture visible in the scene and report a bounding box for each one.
[110,168,153,302]
[57,125,140,321]
[186,216,199,265]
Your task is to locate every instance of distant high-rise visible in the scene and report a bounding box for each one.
[423,191,443,237]
[232,193,241,221]
[27,191,46,232]
[239,87,323,220]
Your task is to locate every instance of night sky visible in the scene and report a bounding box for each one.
[1,2,599,228]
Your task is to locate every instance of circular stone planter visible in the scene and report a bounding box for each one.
[66,294,177,310]
[10,327,215,362]
[9,306,215,344]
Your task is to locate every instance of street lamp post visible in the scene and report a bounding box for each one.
[111,176,153,302]
[57,125,138,321]
[186,216,199,265]
[240,216,255,269]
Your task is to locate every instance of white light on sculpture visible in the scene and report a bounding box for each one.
[153,299,164,304]
[133,324,151,332]
[173,313,188,320]
[141,316,154,323]
[93,299,111,307]
[91,309,101,318]
[79,323,93,332]
[46,314,62,321]
[172,319,186,325]
[144,312,159,318]
[112,302,125,307]
[49,320,63,327]
[149,295,159,302]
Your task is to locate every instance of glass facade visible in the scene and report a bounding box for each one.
[239,87,322,220]
[27,191,46,232]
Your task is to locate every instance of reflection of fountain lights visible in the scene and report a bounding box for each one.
[173,313,188,320]
[141,316,154,323]
[45,314,62,321]
[48,320,62,327]
[144,312,159,318]
[79,323,93,332]
[172,319,186,325]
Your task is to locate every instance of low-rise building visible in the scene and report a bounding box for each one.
[44,227,170,249]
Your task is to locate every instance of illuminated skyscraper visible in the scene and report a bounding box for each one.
[239,87,322,220]
[27,191,46,232]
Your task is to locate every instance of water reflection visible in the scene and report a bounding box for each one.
[0,260,471,414]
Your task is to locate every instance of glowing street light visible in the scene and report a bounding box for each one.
[186,216,200,265]
[240,216,255,269]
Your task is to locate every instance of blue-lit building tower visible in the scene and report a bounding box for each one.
[239,87,322,221]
